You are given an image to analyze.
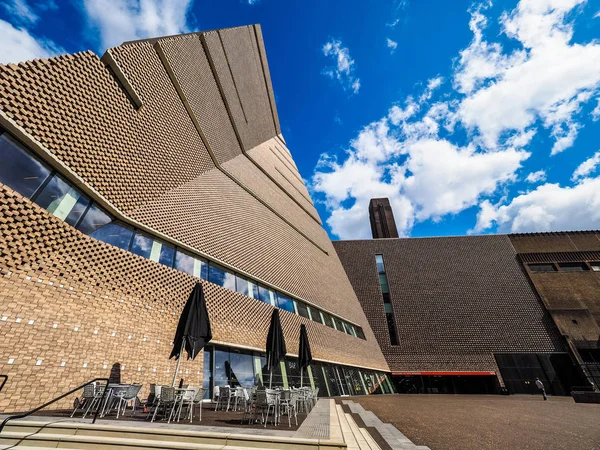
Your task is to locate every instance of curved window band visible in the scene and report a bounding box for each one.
[0,128,366,341]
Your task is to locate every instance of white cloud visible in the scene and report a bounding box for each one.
[386,38,398,53]
[322,39,361,94]
[457,0,600,153]
[474,179,600,233]
[82,0,195,50]
[0,19,62,64]
[312,106,529,238]
[525,170,546,183]
[386,18,400,27]
[313,0,600,238]
[247,0,259,4]
[572,150,600,181]
[592,99,600,121]
[2,0,38,24]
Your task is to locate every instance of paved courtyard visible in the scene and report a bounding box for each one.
[353,394,600,450]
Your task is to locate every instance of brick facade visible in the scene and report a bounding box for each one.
[0,25,388,411]
[333,236,565,374]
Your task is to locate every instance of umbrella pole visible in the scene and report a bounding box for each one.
[172,336,186,387]
[301,367,303,388]
[269,370,273,389]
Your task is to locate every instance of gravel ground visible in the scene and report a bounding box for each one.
[353,394,600,450]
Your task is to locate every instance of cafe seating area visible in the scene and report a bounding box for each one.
[68,381,318,430]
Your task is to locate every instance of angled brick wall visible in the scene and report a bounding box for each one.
[333,236,565,373]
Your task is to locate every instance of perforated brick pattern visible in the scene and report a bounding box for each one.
[0,24,390,411]
[248,139,319,220]
[0,185,388,411]
[160,35,243,165]
[0,48,215,215]
[333,236,565,372]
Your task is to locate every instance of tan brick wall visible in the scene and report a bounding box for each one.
[0,184,389,411]
[0,24,390,411]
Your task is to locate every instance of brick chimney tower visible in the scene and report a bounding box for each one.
[368,198,399,239]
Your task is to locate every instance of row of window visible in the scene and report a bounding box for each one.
[0,130,365,340]
[375,254,399,346]
[203,345,395,398]
[528,262,600,273]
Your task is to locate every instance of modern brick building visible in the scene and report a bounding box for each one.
[334,201,600,395]
[0,25,393,412]
[1,24,598,411]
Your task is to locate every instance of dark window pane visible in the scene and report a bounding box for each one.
[382,292,391,303]
[0,133,51,198]
[158,244,175,267]
[307,305,323,324]
[528,263,556,273]
[296,302,310,319]
[89,222,133,250]
[213,348,229,387]
[277,293,295,313]
[235,275,259,299]
[356,328,366,340]
[208,264,236,290]
[558,262,588,272]
[332,316,344,332]
[384,303,394,313]
[131,232,153,259]
[321,312,335,329]
[174,251,207,279]
[379,274,389,293]
[228,350,255,387]
[375,254,385,274]
[590,262,600,272]
[34,174,90,225]
[386,313,398,345]
[77,203,112,234]
[258,285,276,306]
[342,322,353,335]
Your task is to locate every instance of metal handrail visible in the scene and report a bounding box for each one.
[0,377,109,433]
[0,375,7,394]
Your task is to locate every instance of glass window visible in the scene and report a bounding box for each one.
[332,316,344,332]
[277,293,295,313]
[174,251,208,279]
[296,301,310,319]
[89,222,133,250]
[158,243,175,267]
[258,285,277,306]
[235,275,259,299]
[307,305,323,324]
[384,303,394,313]
[228,349,256,387]
[590,262,600,272]
[356,328,366,340]
[342,322,353,335]
[321,312,335,329]
[375,254,385,274]
[0,133,51,198]
[379,274,389,293]
[208,263,236,290]
[131,232,154,259]
[528,263,556,273]
[558,262,589,272]
[77,203,112,235]
[203,348,212,399]
[34,174,90,226]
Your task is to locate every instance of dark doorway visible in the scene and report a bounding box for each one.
[392,375,499,394]
[495,353,585,395]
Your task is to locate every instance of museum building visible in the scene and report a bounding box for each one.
[0,25,393,412]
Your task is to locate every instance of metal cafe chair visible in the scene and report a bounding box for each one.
[214,386,231,411]
[264,389,280,427]
[233,387,247,411]
[151,386,176,423]
[118,384,142,417]
[71,382,106,419]
[279,389,298,427]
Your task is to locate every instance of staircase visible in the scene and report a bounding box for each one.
[337,400,431,450]
[0,419,345,449]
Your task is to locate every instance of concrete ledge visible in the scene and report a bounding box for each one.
[571,391,600,403]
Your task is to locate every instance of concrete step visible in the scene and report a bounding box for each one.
[337,401,430,450]
[0,420,345,450]
[344,414,379,450]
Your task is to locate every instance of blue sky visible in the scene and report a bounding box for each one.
[2,0,600,240]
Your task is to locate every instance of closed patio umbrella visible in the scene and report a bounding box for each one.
[170,283,212,386]
[298,324,312,387]
[265,309,287,389]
